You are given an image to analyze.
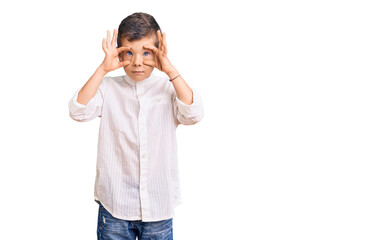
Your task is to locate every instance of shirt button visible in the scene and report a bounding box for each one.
[142,154,146,159]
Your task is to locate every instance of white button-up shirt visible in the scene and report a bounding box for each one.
[68,72,204,222]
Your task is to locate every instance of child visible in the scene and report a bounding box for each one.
[67,12,204,240]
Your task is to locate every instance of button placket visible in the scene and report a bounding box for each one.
[137,85,149,219]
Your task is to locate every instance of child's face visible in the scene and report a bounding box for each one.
[119,35,157,81]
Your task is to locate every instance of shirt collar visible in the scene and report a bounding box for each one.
[123,72,155,86]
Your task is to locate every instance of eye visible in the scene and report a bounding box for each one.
[143,52,150,56]
[126,51,133,56]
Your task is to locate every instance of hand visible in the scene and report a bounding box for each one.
[100,29,131,73]
[143,30,177,76]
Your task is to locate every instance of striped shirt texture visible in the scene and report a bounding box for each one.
[67,72,204,222]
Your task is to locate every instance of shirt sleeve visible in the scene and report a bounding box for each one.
[68,79,105,122]
[173,86,204,125]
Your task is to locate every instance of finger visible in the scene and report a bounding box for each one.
[159,31,164,52]
[112,29,117,46]
[102,38,108,53]
[117,46,132,53]
[143,45,158,54]
[162,32,167,54]
[107,30,111,48]
[157,30,162,49]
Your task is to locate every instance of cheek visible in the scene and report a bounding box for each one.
[144,65,154,71]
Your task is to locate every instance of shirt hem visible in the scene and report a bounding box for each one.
[94,197,176,222]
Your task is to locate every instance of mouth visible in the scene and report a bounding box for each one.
[132,71,144,74]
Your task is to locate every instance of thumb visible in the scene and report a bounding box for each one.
[120,60,131,67]
[143,60,155,67]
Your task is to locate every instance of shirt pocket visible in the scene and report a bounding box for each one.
[148,96,172,112]
[153,97,171,105]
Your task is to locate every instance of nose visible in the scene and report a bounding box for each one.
[133,55,142,67]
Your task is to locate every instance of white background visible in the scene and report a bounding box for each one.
[0,0,375,239]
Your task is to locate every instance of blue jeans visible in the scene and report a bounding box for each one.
[96,201,173,240]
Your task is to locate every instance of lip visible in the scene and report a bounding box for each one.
[132,71,144,74]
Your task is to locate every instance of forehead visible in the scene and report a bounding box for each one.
[120,35,157,50]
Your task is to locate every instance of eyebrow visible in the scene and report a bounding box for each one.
[124,47,151,52]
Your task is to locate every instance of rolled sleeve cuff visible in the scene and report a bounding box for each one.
[175,87,204,117]
[68,88,98,114]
